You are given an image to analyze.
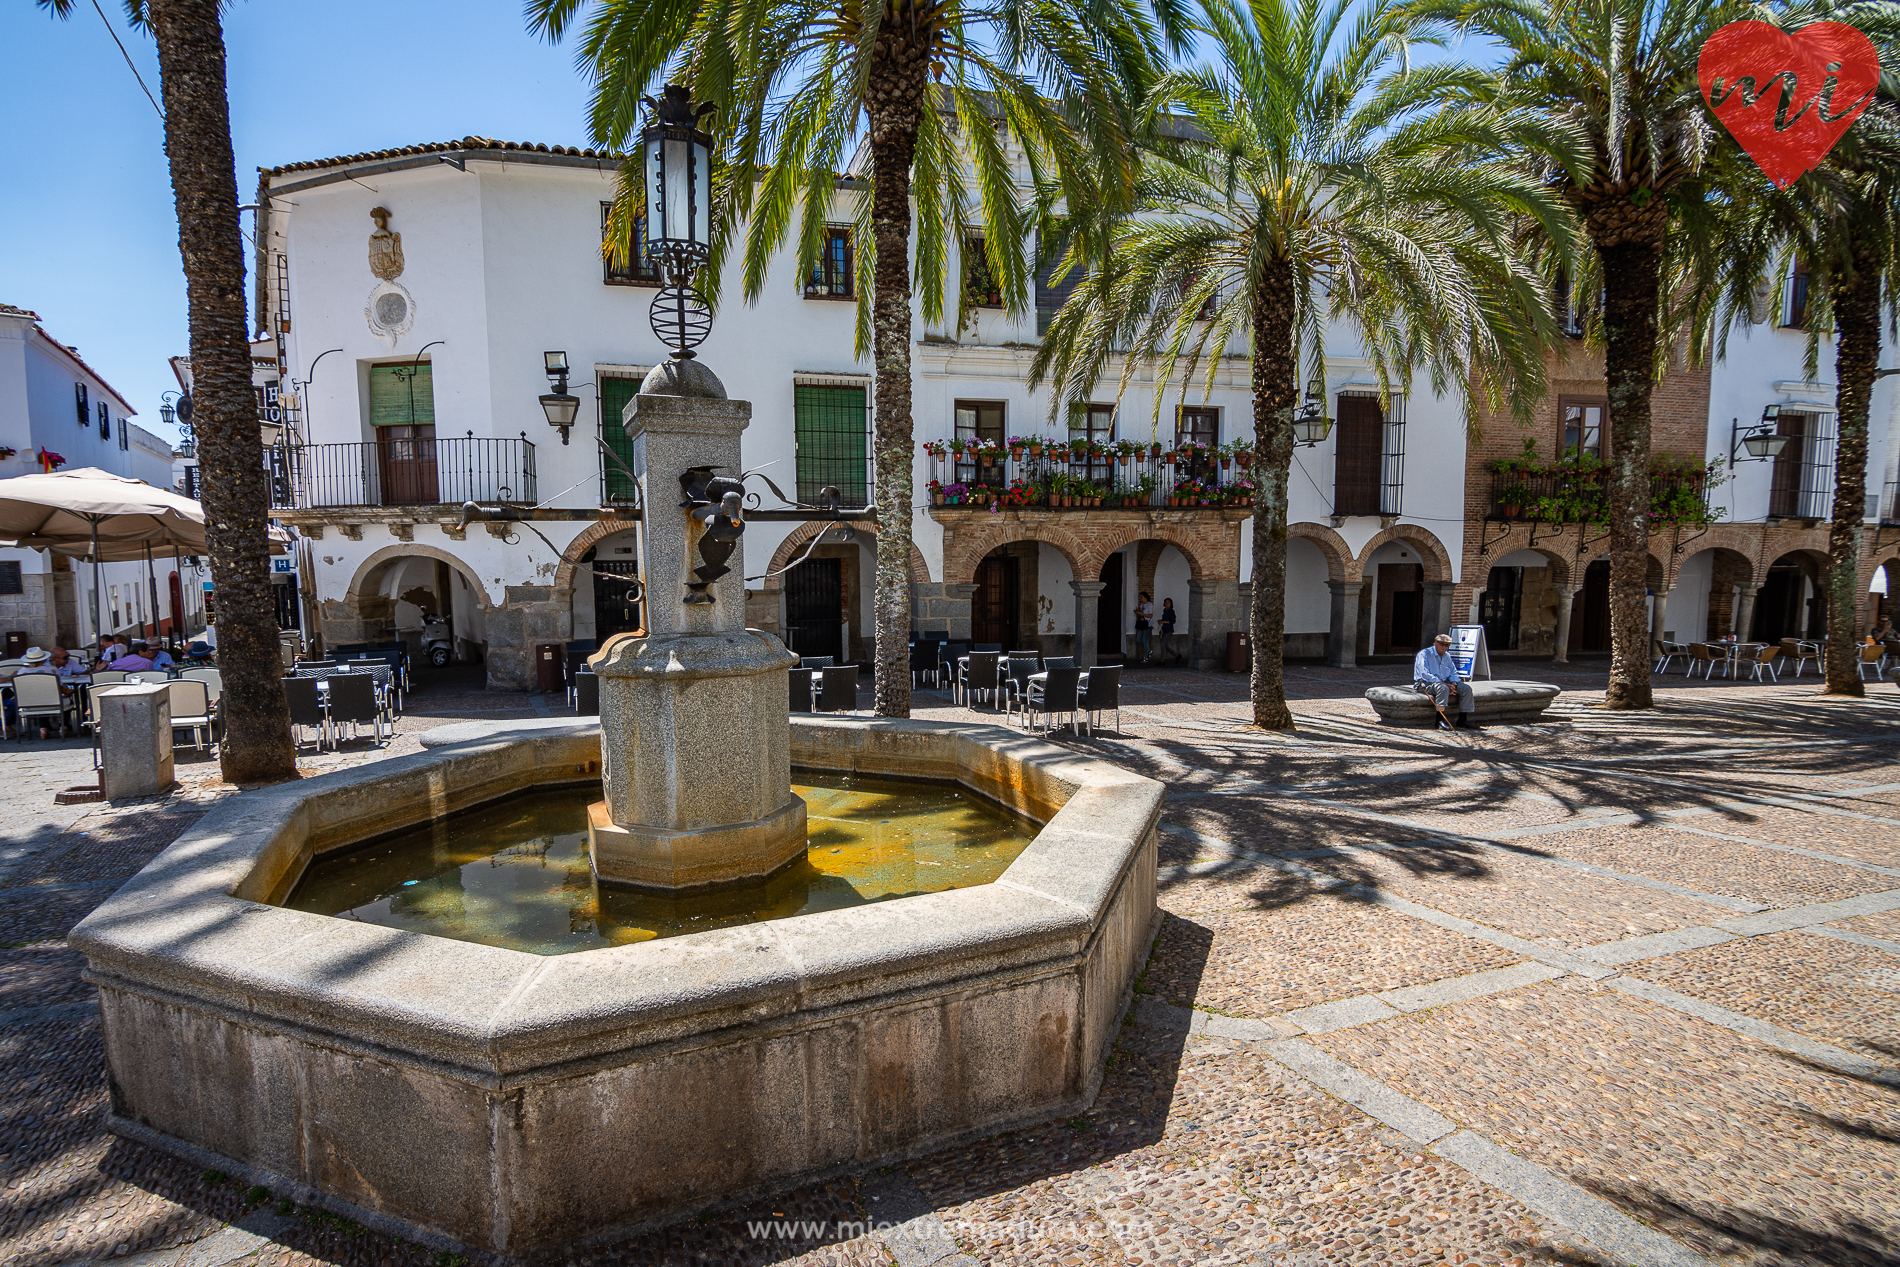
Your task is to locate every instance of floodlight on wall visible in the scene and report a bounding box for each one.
[539,351,580,445]
[1729,407,1791,465]
[1293,378,1331,447]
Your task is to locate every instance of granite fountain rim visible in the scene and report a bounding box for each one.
[67,715,1163,1080]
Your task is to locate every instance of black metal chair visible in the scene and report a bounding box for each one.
[1079,664,1121,736]
[1042,656,1077,670]
[282,676,327,750]
[789,667,816,713]
[910,640,944,688]
[326,673,385,746]
[1002,652,1041,722]
[938,641,969,688]
[819,664,860,713]
[799,656,835,670]
[973,643,1003,654]
[333,643,370,657]
[1025,667,1082,735]
[574,670,600,716]
[300,659,336,671]
[960,651,1001,709]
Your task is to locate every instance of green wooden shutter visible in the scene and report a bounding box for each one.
[600,375,641,503]
[794,385,868,507]
[369,364,435,428]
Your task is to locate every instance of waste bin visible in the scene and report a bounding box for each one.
[535,642,565,693]
[4,632,27,658]
[1225,630,1249,673]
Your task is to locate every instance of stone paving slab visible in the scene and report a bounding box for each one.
[1674,804,1900,869]
[1828,908,1900,943]
[1143,896,1522,1018]
[1626,929,1900,1067]
[1165,796,1433,855]
[1523,823,1897,909]
[1296,841,1734,950]
[1315,976,1900,1267]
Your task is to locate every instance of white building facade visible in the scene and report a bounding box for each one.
[0,303,198,650]
[259,138,1480,688]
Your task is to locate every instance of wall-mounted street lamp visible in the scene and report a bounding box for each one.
[540,350,581,445]
[1293,379,1332,447]
[1730,404,1791,466]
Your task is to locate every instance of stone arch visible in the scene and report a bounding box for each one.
[1352,524,1453,583]
[345,543,497,611]
[942,521,1088,586]
[554,514,641,594]
[1285,522,1352,583]
[1761,546,1831,588]
[767,519,931,584]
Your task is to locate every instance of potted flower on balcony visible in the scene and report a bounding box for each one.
[37,448,67,472]
[1496,481,1530,520]
[928,478,944,506]
[0,446,16,461]
[922,440,948,462]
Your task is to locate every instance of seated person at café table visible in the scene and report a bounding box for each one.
[49,647,85,678]
[12,648,68,738]
[147,643,175,670]
[1413,633,1479,731]
[111,642,158,672]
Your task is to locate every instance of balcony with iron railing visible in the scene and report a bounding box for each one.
[267,435,538,511]
[1485,463,1714,528]
[923,438,1257,510]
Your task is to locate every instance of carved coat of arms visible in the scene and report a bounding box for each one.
[368,206,405,280]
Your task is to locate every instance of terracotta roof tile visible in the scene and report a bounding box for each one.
[262,137,625,177]
[1,302,42,320]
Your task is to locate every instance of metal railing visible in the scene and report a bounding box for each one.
[925,440,1256,509]
[268,436,537,510]
[1486,466,1709,524]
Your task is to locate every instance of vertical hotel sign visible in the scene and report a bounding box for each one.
[1698,21,1881,188]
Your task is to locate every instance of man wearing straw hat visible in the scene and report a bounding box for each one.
[1413,632,1479,731]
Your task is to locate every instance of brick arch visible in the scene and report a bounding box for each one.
[767,519,930,584]
[1285,522,1352,583]
[1762,545,1831,588]
[942,521,1088,586]
[346,543,497,610]
[1666,541,1755,592]
[553,514,640,594]
[1352,524,1453,584]
[1072,524,1211,583]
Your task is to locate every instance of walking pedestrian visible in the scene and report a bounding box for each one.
[1159,597,1177,663]
[1134,592,1154,662]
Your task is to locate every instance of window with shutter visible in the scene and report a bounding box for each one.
[368,363,435,428]
[954,400,1006,485]
[964,235,1002,308]
[1332,394,1383,516]
[1786,258,1812,329]
[76,383,89,426]
[1560,398,1605,457]
[1177,406,1219,480]
[1034,225,1080,336]
[794,383,869,507]
[599,375,642,504]
[98,401,110,440]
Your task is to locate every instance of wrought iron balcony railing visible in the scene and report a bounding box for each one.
[1486,465,1711,527]
[268,436,537,510]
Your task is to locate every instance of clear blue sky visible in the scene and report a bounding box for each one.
[0,0,597,445]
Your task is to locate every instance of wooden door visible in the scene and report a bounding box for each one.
[1480,566,1523,651]
[1097,556,1125,662]
[973,556,1019,650]
[1374,563,1423,653]
[1571,560,1611,653]
[378,424,439,505]
[784,558,844,659]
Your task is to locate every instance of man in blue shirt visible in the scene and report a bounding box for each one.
[1413,633,1478,731]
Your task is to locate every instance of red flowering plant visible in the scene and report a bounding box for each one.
[921,440,949,461]
[37,448,67,471]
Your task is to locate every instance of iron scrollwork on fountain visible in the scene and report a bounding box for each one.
[678,466,746,604]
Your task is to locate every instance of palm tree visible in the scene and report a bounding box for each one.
[1701,4,1900,696]
[40,0,296,783]
[1425,0,1765,709]
[530,0,1167,717]
[1032,0,1568,728]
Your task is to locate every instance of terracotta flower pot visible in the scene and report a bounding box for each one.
[932,493,943,506]
[1220,457,1232,470]
[1119,453,1132,466]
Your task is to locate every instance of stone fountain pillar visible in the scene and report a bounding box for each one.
[587,358,806,890]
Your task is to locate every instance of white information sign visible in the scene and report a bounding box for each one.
[1449,624,1491,681]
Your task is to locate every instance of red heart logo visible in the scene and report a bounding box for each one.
[1699,20,1880,188]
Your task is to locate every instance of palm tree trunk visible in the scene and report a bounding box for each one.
[150,0,297,782]
[1824,234,1880,696]
[1249,258,1297,730]
[1596,224,1663,710]
[864,34,928,718]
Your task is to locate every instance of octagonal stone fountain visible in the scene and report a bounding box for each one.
[69,358,1160,1257]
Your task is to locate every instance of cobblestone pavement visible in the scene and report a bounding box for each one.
[1,660,1897,1266]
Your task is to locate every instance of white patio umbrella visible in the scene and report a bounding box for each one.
[0,467,208,645]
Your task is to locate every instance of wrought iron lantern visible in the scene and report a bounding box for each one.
[640,85,718,358]
[1292,379,1331,447]
[539,350,580,445]
[1730,404,1790,465]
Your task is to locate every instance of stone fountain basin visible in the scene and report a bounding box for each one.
[69,716,1160,1257]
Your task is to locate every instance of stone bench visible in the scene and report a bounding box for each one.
[1365,679,1562,727]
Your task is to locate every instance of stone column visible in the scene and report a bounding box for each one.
[588,358,804,891]
[1552,585,1580,665]
[1327,580,1364,668]
[1421,580,1455,640]
[1071,579,1106,667]
[1733,584,1761,642]
[1187,578,1242,670]
[1649,587,1673,651]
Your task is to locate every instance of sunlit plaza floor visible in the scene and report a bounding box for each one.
[2,660,1897,1266]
